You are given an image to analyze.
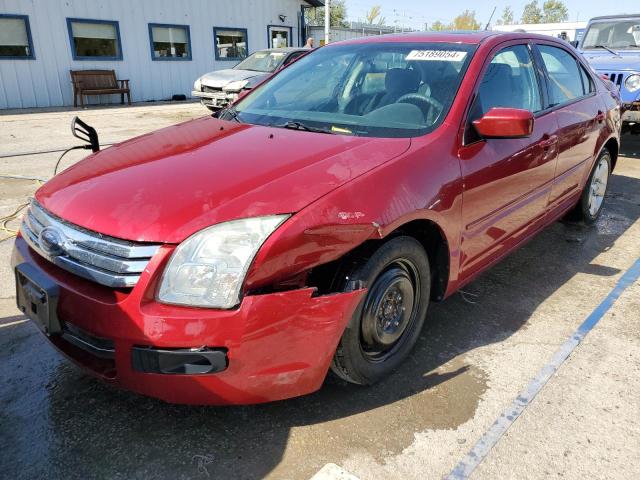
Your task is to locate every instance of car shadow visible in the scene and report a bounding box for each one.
[620,131,640,158]
[1,172,639,480]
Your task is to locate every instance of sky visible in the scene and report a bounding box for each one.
[342,0,640,30]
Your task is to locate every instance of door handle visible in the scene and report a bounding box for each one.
[539,134,558,150]
[595,110,606,123]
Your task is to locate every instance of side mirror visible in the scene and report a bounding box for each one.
[71,116,100,152]
[473,108,534,139]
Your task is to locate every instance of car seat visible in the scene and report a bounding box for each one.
[345,68,420,115]
[478,63,515,115]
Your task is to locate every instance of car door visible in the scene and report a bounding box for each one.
[458,42,560,278]
[534,42,603,210]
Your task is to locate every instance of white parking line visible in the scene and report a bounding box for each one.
[310,463,360,480]
[0,318,28,328]
[446,258,640,479]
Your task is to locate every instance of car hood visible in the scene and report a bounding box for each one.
[199,69,265,88]
[36,117,410,243]
[581,50,640,71]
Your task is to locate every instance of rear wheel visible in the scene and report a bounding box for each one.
[331,236,430,385]
[567,149,611,224]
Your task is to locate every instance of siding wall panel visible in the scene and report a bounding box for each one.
[0,0,306,109]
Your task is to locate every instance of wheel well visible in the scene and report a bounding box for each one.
[394,219,450,301]
[306,219,450,302]
[603,137,619,170]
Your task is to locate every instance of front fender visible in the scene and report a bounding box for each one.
[245,130,464,293]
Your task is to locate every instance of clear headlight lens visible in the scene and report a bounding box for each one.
[223,79,249,92]
[625,74,640,92]
[157,215,289,309]
[193,77,202,91]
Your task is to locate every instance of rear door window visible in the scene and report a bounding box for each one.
[538,45,588,105]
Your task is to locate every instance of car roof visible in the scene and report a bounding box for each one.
[329,31,562,46]
[255,47,308,54]
[588,14,640,22]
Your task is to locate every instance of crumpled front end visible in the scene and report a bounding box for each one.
[192,69,263,110]
[622,100,640,124]
[192,87,237,110]
[12,235,365,405]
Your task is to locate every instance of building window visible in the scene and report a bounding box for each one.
[0,14,35,59]
[148,23,191,60]
[268,26,292,49]
[67,18,122,60]
[214,27,248,61]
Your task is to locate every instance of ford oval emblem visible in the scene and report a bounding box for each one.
[39,227,66,257]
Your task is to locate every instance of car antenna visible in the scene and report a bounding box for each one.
[484,6,497,31]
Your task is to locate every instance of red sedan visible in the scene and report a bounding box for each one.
[12,32,621,404]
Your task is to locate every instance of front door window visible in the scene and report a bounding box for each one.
[466,44,542,144]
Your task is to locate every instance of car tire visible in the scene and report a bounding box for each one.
[330,236,430,385]
[566,148,611,224]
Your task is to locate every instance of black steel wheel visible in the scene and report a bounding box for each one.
[359,258,420,362]
[331,236,430,385]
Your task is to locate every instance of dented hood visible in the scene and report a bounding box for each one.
[36,116,410,243]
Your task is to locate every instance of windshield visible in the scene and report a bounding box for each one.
[234,50,288,72]
[231,42,476,138]
[582,19,640,50]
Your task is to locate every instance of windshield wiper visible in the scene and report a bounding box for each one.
[220,106,242,122]
[272,120,336,134]
[594,44,621,57]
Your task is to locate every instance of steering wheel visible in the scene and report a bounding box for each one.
[396,93,444,123]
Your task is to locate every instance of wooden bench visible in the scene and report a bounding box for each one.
[70,70,131,107]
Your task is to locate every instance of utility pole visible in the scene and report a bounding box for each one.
[324,0,330,45]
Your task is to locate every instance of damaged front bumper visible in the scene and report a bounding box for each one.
[622,102,640,124]
[12,236,365,405]
[191,90,238,110]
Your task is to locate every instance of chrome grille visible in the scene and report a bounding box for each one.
[20,200,161,288]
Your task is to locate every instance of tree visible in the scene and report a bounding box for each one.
[429,20,448,31]
[452,10,481,31]
[365,5,385,25]
[306,0,348,27]
[496,6,515,26]
[542,0,568,23]
[521,0,543,24]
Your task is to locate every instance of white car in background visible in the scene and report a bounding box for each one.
[192,47,309,111]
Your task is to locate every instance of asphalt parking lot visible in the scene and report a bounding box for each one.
[1,103,639,480]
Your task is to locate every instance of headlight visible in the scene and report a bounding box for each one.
[625,74,640,92]
[194,77,202,91]
[157,215,289,309]
[223,79,249,92]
